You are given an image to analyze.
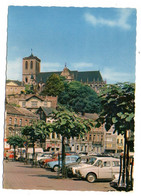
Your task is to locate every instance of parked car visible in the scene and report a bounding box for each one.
[36,152,52,161]
[46,155,79,172]
[39,153,71,168]
[75,157,120,183]
[66,155,97,177]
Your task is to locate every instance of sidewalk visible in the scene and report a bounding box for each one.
[3,160,115,191]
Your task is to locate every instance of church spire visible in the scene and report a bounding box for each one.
[31,48,33,55]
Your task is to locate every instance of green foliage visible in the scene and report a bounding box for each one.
[96,83,135,135]
[41,74,65,96]
[21,120,52,143]
[24,84,35,94]
[51,108,94,138]
[58,81,101,114]
[50,108,94,177]
[7,135,25,148]
[7,135,25,160]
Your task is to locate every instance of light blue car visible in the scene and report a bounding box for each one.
[47,155,79,172]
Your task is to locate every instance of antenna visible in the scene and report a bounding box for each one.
[31,48,33,55]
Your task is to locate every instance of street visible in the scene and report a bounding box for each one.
[3,160,115,191]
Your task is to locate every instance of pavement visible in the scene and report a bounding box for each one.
[3,160,116,191]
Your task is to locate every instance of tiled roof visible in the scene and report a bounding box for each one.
[36,106,53,117]
[15,107,38,118]
[36,70,103,83]
[23,54,41,62]
[6,104,23,116]
[25,94,44,101]
[6,104,38,118]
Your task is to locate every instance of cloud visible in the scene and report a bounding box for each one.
[101,67,135,84]
[84,9,132,30]
[71,62,99,71]
[41,62,64,72]
[7,58,22,81]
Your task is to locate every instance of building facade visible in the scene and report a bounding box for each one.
[6,80,25,95]
[22,53,41,85]
[5,104,39,150]
[6,94,57,113]
[22,53,106,93]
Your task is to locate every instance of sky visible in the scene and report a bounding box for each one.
[6,6,137,84]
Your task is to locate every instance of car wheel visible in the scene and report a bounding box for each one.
[53,165,59,172]
[86,173,97,183]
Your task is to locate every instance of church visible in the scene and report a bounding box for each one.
[22,53,106,93]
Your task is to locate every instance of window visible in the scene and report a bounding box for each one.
[94,160,102,167]
[89,134,92,141]
[25,61,28,69]
[9,117,12,125]
[31,101,37,107]
[112,161,120,167]
[19,119,22,126]
[30,61,33,69]
[77,145,79,150]
[103,161,111,167]
[52,132,55,139]
[47,102,51,107]
[93,134,95,141]
[22,101,26,107]
[14,118,17,125]
[25,120,28,125]
[65,157,70,161]
[25,77,28,83]
[57,134,60,139]
[71,157,77,162]
[117,139,119,144]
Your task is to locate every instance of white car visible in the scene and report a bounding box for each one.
[75,157,120,183]
[36,153,52,161]
[67,156,97,177]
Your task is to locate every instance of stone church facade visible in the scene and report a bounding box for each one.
[22,53,106,93]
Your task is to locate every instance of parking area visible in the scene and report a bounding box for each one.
[3,160,115,191]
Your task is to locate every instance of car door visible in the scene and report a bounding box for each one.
[98,161,113,179]
[65,156,71,164]
[112,161,120,175]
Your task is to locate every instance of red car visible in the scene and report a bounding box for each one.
[4,150,14,160]
[39,153,70,168]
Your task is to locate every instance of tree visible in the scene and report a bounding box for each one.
[7,135,25,160]
[58,81,101,115]
[96,82,135,191]
[21,120,52,163]
[41,74,65,96]
[50,107,94,177]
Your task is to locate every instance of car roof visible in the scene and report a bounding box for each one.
[95,157,120,161]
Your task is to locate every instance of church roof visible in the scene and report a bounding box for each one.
[23,54,41,62]
[36,70,103,83]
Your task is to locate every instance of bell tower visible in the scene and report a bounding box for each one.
[22,52,41,84]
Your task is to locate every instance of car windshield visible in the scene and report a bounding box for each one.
[76,157,81,163]
[87,157,97,165]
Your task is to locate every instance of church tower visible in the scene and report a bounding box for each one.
[22,52,41,85]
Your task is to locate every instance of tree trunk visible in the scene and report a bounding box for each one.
[61,136,66,178]
[126,142,130,191]
[14,145,16,161]
[25,143,28,164]
[122,130,127,187]
[32,140,35,165]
